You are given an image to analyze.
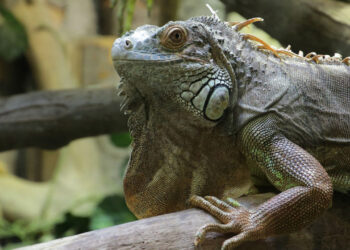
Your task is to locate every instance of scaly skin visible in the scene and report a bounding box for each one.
[112,16,350,249]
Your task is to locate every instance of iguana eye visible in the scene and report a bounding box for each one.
[161,25,187,49]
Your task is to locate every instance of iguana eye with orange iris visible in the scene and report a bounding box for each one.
[160,25,188,50]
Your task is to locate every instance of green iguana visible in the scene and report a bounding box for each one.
[111,14,350,249]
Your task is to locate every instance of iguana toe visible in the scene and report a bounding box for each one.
[190,195,258,249]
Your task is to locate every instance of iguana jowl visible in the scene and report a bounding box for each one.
[112,15,350,249]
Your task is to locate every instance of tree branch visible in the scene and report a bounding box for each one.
[17,193,350,250]
[222,0,350,56]
[0,87,128,151]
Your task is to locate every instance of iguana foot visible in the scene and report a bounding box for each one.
[190,195,260,250]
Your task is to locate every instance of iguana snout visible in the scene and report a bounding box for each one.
[112,25,181,65]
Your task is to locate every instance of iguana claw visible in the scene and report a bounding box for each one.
[190,195,258,249]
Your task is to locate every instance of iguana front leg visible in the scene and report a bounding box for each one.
[190,116,333,249]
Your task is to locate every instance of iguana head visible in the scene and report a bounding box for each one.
[111,17,253,218]
[112,16,239,127]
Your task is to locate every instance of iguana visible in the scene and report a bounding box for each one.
[111,14,350,249]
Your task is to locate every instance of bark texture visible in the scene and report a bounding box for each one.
[0,87,128,151]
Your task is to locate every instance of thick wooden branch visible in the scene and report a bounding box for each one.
[18,193,350,250]
[222,0,350,56]
[0,87,128,151]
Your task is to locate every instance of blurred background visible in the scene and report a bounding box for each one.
[0,0,349,249]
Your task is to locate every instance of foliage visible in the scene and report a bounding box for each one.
[0,4,27,62]
[0,218,55,249]
[0,133,132,249]
[111,0,153,35]
[0,1,137,249]
[110,132,132,148]
[89,195,136,230]
[0,195,135,249]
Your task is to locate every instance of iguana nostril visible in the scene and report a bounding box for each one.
[125,39,133,49]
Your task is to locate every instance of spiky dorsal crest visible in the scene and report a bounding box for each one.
[190,15,349,66]
[190,16,223,28]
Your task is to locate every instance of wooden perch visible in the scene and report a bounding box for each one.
[18,193,350,250]
[222,0,350,56]
[0,87,128,152]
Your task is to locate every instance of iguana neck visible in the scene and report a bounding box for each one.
[124,104,251,218]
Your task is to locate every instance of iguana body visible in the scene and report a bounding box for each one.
[112,15,350,249]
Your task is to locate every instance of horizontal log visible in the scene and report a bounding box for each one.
[17,193,350,250]
[0,87,128,151]
[18,209,224,250]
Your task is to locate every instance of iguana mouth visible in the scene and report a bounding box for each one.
[112,53,183,64]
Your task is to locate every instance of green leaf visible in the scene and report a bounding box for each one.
[110,132,132,148]
[123,0,136,33]
[115,0,127,36]
[0,5,28,61]
[110,0,119,8]
[114,0,154,35]
[0,218,55,246]
[147,0,153,17]
[89,195,136,230]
